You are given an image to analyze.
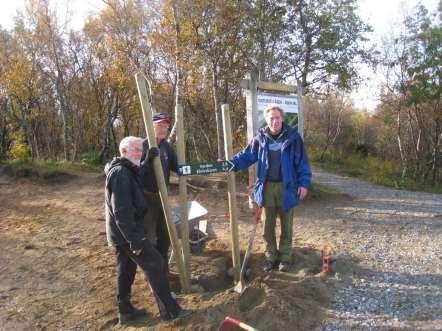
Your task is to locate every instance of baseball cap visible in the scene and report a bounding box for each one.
[152,113,171,125]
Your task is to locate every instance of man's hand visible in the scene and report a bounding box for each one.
[132,249,142,256]
[298,186,308,200]
[145,147,159,163]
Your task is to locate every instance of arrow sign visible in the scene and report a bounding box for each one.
[178,160,235,176]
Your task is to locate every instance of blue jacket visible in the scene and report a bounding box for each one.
[232,124,311,211]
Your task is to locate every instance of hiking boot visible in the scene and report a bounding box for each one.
[175,309,192,319]
[118,308,146,325]
[279,262,290,272]
[263,260,275,272]
[164,309,193,321]
[118,301,147,325]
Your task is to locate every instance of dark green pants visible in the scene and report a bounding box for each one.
[263,182,294,263]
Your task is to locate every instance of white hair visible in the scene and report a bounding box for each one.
[119,136,142,156]
[264,103,285,118]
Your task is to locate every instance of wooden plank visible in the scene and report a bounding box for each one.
[135,73,189,292]
[297,81,304,139]
[257,81,296,93]
[245,72,258,206]
[176,103,191,290]
[221,104,241,283]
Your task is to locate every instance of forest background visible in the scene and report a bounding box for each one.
[0,0,440,192]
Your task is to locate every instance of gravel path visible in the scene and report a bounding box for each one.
[306,167,442,331]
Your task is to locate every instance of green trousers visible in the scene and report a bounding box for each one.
[263,182,294,263]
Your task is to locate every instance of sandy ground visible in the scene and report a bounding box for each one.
[0,167,336,331]
[1,166,440,330]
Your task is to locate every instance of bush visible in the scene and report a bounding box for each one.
[10,142,30,161]
[80,151,102,166]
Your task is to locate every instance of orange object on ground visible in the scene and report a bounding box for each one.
[322,245,332,273]
[218,316,259,331]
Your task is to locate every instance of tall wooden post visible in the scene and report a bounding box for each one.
[245,71,258,205]
[297,81,304,139]
[175,104,191,289]
[135,73,189,292]
[221,104,241,282]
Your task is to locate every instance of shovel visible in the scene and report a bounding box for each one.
[234,206,263,294]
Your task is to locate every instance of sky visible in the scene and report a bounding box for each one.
[0,0,439,111]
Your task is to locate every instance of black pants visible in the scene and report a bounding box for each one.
[115,240,180,320]
[143,195,171,270]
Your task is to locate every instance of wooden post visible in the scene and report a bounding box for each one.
[175,103,191,289]
[245,71,258,209]
[297,81,304,139]
[135,73,189,292]
[221,104,241,282]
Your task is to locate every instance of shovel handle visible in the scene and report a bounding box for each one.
[254,206,263,225]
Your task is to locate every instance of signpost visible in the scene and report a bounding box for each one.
[178,160,235,176]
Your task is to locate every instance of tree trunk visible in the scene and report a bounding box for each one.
[396,106,407,178]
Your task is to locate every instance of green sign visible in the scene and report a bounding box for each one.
[178,160,235,176]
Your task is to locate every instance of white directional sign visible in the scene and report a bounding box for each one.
[178,160,235,176]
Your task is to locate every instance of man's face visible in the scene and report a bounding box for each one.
[153,121,170,141]
[126,140,143,166]
[265,108,283,135]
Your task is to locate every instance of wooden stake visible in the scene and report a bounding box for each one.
[245,71,258,209]
[135,73,189,292]
[175,104,191,289]
[221,104,241,282]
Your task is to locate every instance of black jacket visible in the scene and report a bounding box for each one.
[140,138,178,193]
[104,157,147,250]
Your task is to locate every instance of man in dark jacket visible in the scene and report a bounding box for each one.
[140,113,178,269]
[232,104,311,272]
[105,136,190,325]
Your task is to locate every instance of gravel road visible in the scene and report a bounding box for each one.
[304,167,442,331]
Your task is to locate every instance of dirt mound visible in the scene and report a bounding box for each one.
[151,240,332,331]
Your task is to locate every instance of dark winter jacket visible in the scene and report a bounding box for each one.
[104,157,147,251]
[232,123,312,211]
[140,138,178,193]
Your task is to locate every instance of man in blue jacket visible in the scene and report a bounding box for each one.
[232,104,311,272]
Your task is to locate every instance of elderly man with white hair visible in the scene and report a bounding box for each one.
[104,136,191,325]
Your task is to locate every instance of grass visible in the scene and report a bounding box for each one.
[1,158,102,178]
[309,149,442,194]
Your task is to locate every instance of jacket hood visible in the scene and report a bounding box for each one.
[104,157,138,176]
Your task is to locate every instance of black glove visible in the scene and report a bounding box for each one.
[145,147,159,163]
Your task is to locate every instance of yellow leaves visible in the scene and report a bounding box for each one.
[2,54,34,101]
[10,129,30,161]
[351,111,370,126]
[106,59,130,88]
